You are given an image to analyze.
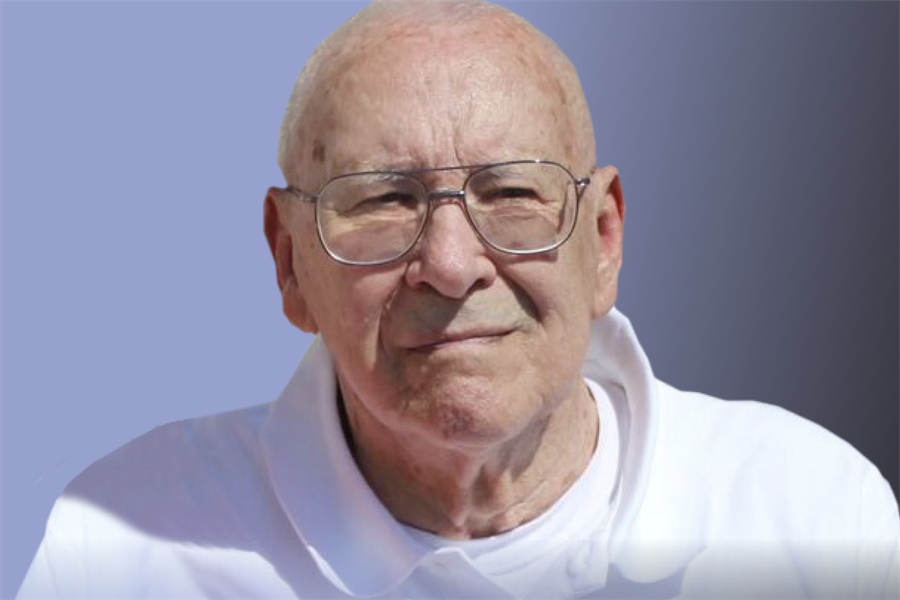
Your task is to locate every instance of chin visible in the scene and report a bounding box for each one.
[400,381,537,450]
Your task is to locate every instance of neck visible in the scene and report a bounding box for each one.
[339,379,599,540]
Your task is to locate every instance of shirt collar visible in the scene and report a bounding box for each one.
[260,339,429,597]
[260,307,659,597]
[581,308,659,561]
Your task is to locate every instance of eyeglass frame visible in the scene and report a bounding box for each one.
[284,159,593,267]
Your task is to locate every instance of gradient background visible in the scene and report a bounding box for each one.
[2,1,897,596]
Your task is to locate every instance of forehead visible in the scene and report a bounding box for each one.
[301,26,576,185]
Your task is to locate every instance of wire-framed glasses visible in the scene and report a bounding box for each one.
[285,159,591,266]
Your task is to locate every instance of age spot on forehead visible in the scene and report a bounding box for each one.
[312,139,327,163]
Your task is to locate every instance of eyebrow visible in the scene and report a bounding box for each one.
[332,156,424,175]
[330,152,550,178]
[334,149,518,175]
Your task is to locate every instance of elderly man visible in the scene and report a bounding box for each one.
[18,1,898,598]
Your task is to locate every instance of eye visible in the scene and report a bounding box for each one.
[344,190,420,216]
[364,191,419,207]
[480,186,541,202]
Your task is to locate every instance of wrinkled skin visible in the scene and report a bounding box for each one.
[264,11,624,537]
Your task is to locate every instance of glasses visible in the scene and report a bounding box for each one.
[285,159,591,266]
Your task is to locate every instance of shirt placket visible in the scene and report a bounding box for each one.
[399,548,515,600]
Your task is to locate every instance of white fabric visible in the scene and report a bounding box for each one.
[17,309,900,599]
[400,379,622,598]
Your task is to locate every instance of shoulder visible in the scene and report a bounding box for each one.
[60,402,278,539]
[618,382,899,597]
[654,381,872,474]
[646,381,897,536]
[69,401,273,486]
[18,402,290,598]
[654,381,859,462]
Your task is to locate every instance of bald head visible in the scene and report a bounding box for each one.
[277,0,596,185]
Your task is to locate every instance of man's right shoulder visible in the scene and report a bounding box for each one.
[62,402,279,533]
[17,402,318,599]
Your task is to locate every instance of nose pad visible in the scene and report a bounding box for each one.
[420,189,478,247]
[417,194,481,257]
[428,189,467,204]
[404,190,497,298]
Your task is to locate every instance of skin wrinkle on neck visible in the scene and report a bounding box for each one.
[341,370,599,539]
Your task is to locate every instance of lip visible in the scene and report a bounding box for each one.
[401,328,513,352]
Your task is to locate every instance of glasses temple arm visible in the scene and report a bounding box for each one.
[285,186,318,204]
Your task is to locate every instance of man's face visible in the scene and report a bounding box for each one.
[269,31,623,451]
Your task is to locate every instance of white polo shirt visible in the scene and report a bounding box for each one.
[17,309,899,599]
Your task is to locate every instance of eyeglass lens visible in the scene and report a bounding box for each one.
[317,162,577,265]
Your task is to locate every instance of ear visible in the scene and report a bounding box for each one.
[263,188,319,333]
[589,166,625,319]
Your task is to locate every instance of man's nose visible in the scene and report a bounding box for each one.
[403,197,498,299]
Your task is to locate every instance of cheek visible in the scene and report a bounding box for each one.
[302,260,405,370]
[534,246,600,328]
[495,261,593,378]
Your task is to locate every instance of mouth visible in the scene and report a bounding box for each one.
[402,329,514,352]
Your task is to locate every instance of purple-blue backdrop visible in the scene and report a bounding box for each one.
[3,2,897,596]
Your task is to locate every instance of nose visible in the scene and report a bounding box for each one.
[404,196,497,299]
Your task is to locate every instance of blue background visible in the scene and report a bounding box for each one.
[2,1,897,596]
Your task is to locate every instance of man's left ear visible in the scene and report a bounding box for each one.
[590,165,625,319]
